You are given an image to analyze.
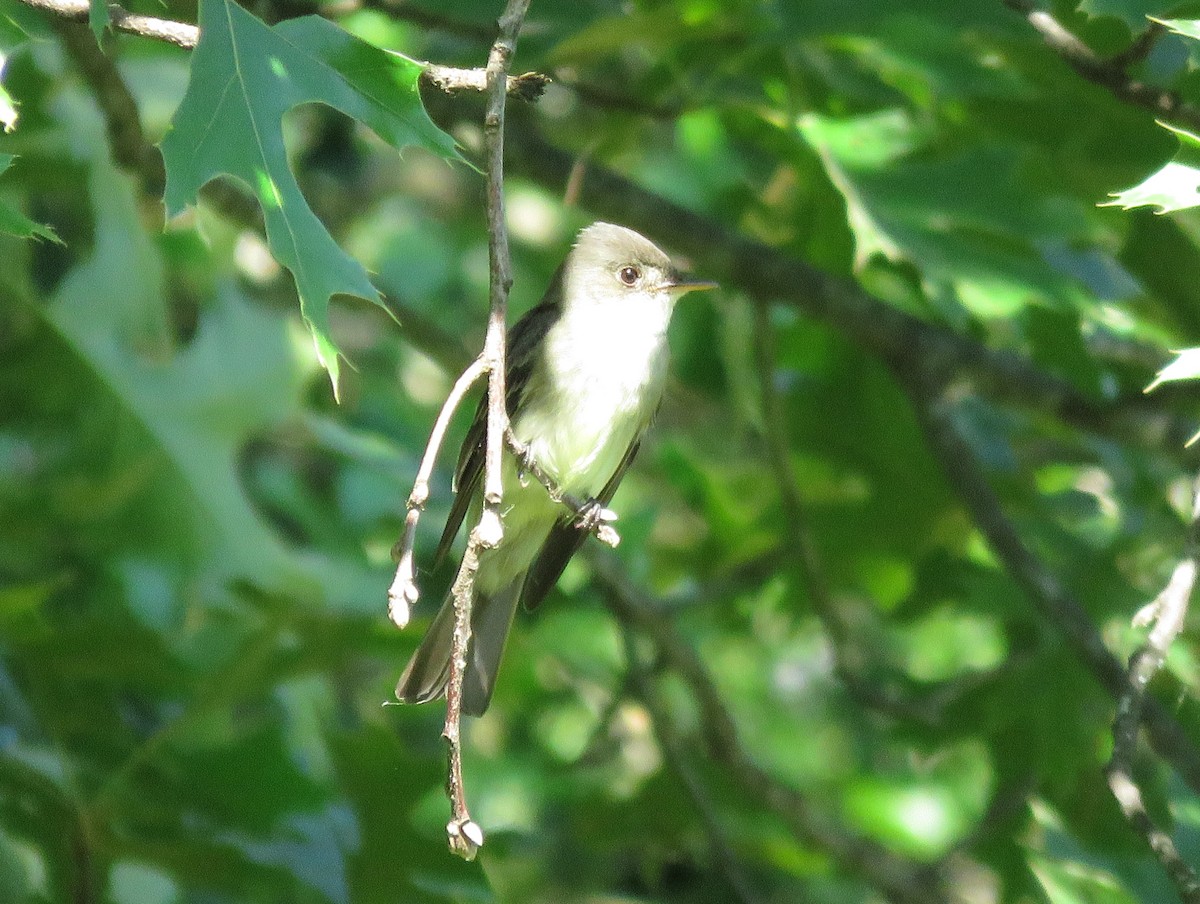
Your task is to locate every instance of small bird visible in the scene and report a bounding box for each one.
[396,222,715,715]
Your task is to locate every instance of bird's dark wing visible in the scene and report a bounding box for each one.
[518,437,642,612]
[433,272,565,567]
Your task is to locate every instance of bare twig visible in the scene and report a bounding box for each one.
[387,356,488,628]
[593,554,951,904]
[17,0,547,98]
[21,0,199,47]
[1105,475,1200,903]
[1003,1,1200,132]
[900,371,1200,796]
[442,535,486,860]
[619,622,764,904]
[439,0,532,861]
[425,64,549,101]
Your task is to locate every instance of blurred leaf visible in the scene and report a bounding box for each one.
[0,155,57,241]
[1154,17,1200,40]
[160,4,462,395]
[37,159,328,604]
[0,77,15,132]
[1080,0,1162,29]
[800,110,1095,317]
[87,0,109,42]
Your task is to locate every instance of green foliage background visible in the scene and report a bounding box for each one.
[3,0,1200,901]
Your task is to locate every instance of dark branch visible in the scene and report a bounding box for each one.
[620,623,765,904]
[1105,475,1200,903]
[901,370,1200,795]
[594,554,952,904]
[495,118,1196,456]
[1004,1,1200,132]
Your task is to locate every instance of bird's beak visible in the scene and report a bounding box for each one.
[665,277,719,296]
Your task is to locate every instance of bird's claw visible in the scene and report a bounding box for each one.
[575,498,618,532]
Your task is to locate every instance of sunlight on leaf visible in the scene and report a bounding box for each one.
[1145,347,1200,392]
[1103,122,1200,214]
[160,2,462,397]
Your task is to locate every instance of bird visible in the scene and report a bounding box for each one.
[396,222,716,715]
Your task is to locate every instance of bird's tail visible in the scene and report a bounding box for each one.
[395,580,522,717]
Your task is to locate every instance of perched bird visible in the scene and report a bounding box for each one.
[396,222,715,715]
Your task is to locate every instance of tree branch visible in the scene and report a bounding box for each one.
[1003,1,1200,132]
[21,0,199,48]
[19,0,547,99]
[1105,475,1200,903]
[593,554,952,904]
[619,622,765,904]
[424,64,549,101]
[387,356,489,628]
[439,0,532,862]
[494,118,1196,456]
[900,369,1200,796]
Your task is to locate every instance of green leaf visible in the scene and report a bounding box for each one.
[88,0,109,42]
[160,3,461,397]
[799,110,1095,317]
[0,155,59,242]
[1079,0,1161,30]
[42,159,313,598]
[1156,17,1200,39]
[1103,121,1200,213]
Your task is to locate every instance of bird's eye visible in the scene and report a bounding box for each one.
[618,265,641,286]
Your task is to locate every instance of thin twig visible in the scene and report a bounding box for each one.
[1105,475,1200,903]
[619,622,764,904]
[425,64,549,101]
[440,0,532,861]
[443,534,486,860]
[20,0,199,47]
[388,355,488,628]
[899,370,1200,796]
[592,553,951,904]
[1003,0,1200,132]
[17,0,547,98]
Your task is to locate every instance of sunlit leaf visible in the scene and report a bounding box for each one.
[1146,346,1200,390]
[1103,122,1200,214]
[160,2,462,396]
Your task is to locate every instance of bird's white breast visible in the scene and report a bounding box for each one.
[514,293,672,499]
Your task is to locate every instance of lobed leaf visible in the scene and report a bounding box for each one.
[160,2,462,397]
[1103,122,1200,214]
